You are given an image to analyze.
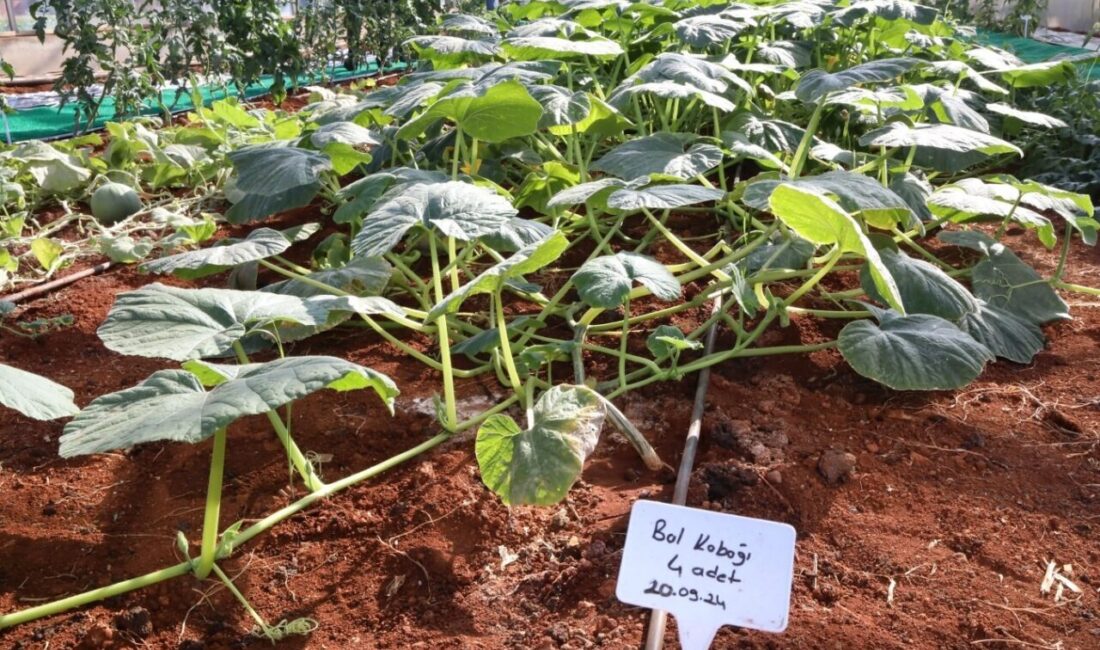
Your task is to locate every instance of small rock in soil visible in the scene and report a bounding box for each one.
[818,449,857,485]
[113,607,152,638]
[766,470,783,485]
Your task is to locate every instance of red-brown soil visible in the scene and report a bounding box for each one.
[1,215,1099,649]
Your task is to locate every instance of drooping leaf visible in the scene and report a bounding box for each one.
[225,144,331,223]
[839,310,994,390]
[98,284,334,361]
[591,132,723,180]
[859,247,977,320]
[502,36,624,59]
[427,232,568,320]
[859,122,1022,158]
[11,141,91,193]
[59,357,398,457]
[0,363,79,421]
[929,179,1055,248]
[405,35,502,67]
[607,184,725,211]
[795,58,920,103]
[673,16,752,49]
[938,231,1070,325]
[860,122,1022,172]
[831,0,938,26]
[397,79,544,143]
[609,80,737,113]
[572,252,680,308]
[985,103,1067,129]
[547,178,628,208]
[481,217,556,252]
[476,384,606,506]
[141,227,303,277]
[957,301,1045,364]
[744,171,915,229]
[768,185,904,312]
[352,181,517,257]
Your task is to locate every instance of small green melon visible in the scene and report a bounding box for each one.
[90,182,142,225]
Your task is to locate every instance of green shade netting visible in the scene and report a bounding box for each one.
[975,28,1100,80]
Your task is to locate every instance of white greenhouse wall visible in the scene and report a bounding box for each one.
[971,1,1100,33]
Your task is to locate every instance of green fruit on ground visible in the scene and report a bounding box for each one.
[90,182,142,225]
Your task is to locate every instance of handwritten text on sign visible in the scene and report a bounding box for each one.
[616,500,796,650]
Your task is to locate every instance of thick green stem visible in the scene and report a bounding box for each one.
[790,100,826,179]
[194,427,228,580]
[493,291,524,397]
[429,234,458,430]
[232,341,325,491]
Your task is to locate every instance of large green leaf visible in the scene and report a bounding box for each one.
[929,179,1054,247]
[59,356,398,457]
[352,181,517,257]
[502,36,624,59]
[744,171,914,229]
[996,59,1080,89]
[629,53,749,95]
[141,227,305,277]
[768,185,905,312]
[859,247,978,320]
[547,177,629,209]
[225,144,332,223]
[98,284,334,360]
[405,35,501,67]
[938,231,1070,325]
[609,80,737,113]
[591,132,723,180]
[674,16,752,48]
[397,80,544,143]
[476,384,606,506]
[957,301,1045,364]
[831,0,938,26]
[572,252,680,308]
[0,363,79,421]
[427,232,568,320]
[859,122,1022,163]
[530,85,592,129]
[795,58,920,103]
[607,184,725,211]
[839,310,994,390]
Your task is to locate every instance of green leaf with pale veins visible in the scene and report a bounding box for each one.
[352,181,517,257]
[591,132,723,180]
[98,283,336,361]
[225,144,331,223]
[572,252,680,308]
[795,58,920,103]
[59,356,398,457]
[141,228,303,277]
[839,310,994,390]
[476,384,606,506]
[957,301,1045,364]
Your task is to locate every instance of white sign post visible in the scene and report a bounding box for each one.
[615,500,797,650]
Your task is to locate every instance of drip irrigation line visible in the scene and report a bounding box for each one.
[0,261,111,304]
[643,294,723,650]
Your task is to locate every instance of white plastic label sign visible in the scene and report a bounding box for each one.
[615,500,796,649]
